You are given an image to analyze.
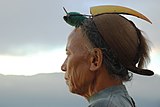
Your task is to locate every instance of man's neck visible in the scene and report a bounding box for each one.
[83,68,122,99]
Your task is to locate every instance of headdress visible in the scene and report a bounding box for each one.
[63,5,154,76]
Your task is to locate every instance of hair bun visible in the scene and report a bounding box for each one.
[127,65,154,76]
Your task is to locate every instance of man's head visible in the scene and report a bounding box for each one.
[61,14,153,97]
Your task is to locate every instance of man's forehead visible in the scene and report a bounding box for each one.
[68,28,82,38]
[66,28,89,51]
[67,28,83,43]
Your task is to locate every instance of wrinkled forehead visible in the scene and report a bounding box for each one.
[67,28,86,50]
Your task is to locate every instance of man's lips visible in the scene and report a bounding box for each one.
[65,78,69,85]
[64,74,69,80]
[64,76,68,80]
[64,75,68,80]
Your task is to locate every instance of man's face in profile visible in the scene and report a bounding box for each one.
[61,28,95,95]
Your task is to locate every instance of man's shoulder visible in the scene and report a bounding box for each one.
[88,85,135,107]
[88,95,134,107]
[88,98,117,107]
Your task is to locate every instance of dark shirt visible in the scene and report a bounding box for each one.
[88,85,136,107]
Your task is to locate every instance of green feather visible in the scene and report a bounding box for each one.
[63,12,87,27]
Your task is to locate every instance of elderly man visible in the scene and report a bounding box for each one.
[61,5,154,107]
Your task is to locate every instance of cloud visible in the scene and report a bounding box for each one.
[0,0,72,55]
[0,0,159,56]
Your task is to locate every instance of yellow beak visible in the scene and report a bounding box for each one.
[90,5,152,24]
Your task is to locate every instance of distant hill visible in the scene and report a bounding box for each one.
[0,73,159,107]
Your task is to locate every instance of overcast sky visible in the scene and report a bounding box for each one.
[0,0,159,75]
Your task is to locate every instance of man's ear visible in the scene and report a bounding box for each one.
[89,48,103,71]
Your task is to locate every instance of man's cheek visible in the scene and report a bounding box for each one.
[69,69,77,88]
[72,70,82,88]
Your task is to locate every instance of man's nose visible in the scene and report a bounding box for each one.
[61,62,67,72]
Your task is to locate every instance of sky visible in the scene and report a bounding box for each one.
[0,0,159,75]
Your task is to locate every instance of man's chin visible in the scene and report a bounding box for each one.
[68,86,78,94]
[69,86,85,96]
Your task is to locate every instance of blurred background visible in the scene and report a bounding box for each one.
[0,0,159,107]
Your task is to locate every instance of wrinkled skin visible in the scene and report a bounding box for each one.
[61,28,95,96]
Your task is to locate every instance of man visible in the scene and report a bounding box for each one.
[61,5,154,107]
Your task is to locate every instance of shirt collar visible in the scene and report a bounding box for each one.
[88,84,128,103]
